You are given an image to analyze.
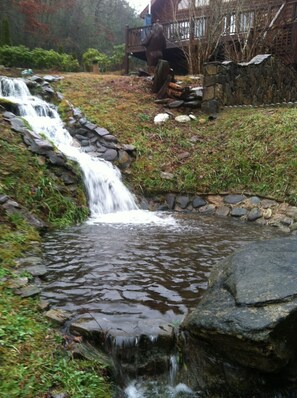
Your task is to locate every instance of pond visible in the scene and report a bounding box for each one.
[41,211,285,397]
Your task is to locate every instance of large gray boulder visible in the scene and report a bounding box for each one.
[182,237,297,395]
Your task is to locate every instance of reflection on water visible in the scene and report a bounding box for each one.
[41,213,284,332]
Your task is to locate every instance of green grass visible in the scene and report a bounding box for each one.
[55,73,297,204]
[0,113,111,397]
[0,287,111,398]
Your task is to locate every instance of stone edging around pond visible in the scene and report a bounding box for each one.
[142,193,297,233]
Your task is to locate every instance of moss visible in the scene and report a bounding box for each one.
[0,97,19,113]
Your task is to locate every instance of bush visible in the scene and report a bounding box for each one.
[82,48,110,72]
[0,45,79,71]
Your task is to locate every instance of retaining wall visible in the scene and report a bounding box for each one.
[202,54,297,113]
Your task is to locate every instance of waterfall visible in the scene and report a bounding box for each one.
[0,76,138,218]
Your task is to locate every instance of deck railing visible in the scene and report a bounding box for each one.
[126,18,208,50]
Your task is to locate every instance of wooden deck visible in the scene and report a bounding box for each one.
[124,2,297,74]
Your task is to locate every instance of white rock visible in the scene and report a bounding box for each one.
[160,172,174,180]
[175,115,191,123]
[154,113,170,125]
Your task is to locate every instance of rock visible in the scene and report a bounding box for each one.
[48,151,67,166]
[183,237,297,378]
[263,208,272,219]
[176,196,190,209]
[0,194,8,204]
[122,144,136,153]
[103,134,118,143]
[30,75,43,83]
[82,145,97,153]
[244,196,261,209]
[190,88,203,98]
[261,199,278,208]
[154,113,169,125]
[70,314,175,376]
[85,122,97,131]
[286,206,297,221]
[2,200,47,230]
[45,309,71,325]
[96,143,107,153]
[42,75,61,82]
[3,199,20,209]
[160,171,174,180]
[43,86,55,95]
[168,100,184,108]
[154,98,171,104]
[15,285,41,298]
[183,100,201,108]
[201,99,219,114]
[290,223,297,231]
[117,150,131,170]
[10,117,26,133]
[100,149,118,161]
[25,264,48,277]
[38,300,50,310]
[175,115,191,123]
[30,138,54,155]
[224,194,246,204]
[3,111,15,119]
[247,207,262,221]
[176,151,190,160]
[94,127,110,137]
[231,207,247,217]
[216,206,230,217]
[7,277,29,289]
[192,197,207,208]
[207,195,224,206]
[166,193,176,210]
[60,171,77,185]
[199,204,216,214]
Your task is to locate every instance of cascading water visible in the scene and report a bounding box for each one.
[0,76,139,219]
[1,75,181,395]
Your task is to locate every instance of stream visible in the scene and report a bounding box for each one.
[0,75,287,397]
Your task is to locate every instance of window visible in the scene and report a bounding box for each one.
[230,13,236,34]
[195,0,209,6]
[178,0,189,10]
[239,12,254,32]
[194,17,207,37]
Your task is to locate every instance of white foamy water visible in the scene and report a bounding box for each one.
[0,76,175,225]
[87,209,177,225]
[124,380,195,398]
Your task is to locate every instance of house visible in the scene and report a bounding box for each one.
[124,0,297,74]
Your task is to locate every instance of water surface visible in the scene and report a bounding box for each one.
[42,213,284,334]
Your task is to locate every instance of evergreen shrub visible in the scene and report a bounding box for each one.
[0,45,79,71]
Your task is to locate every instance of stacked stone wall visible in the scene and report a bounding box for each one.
[202,54,297,113]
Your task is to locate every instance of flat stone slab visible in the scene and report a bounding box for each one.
[224,194,246,204]
[45,309,71,325]
[225,239,297,306]
[183,237,297,374]
[15,285,41,298]
[25,264,48,277]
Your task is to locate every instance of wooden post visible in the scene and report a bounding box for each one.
[124,25,130,75]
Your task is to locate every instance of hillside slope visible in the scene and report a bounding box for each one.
[56,73,297,205]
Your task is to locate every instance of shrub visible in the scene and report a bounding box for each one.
[0,45,79,71]
[82,48,110,72]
